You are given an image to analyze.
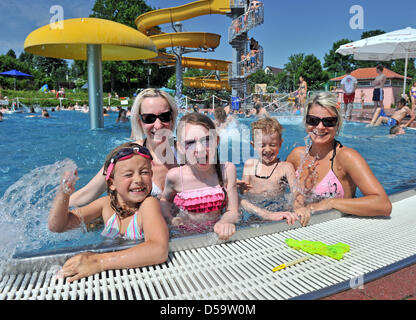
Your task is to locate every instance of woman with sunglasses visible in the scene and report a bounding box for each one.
[69,89,179,207]
[49,142,169,282]
[287,92,391,226]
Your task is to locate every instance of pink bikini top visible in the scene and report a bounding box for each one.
[296,140,345,199]
[173,166,226,214]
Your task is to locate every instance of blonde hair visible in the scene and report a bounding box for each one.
[303,92,343,133]
[130,88,178,140]
[251,117,284,140]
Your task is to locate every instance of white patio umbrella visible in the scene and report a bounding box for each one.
[336,27,416,95]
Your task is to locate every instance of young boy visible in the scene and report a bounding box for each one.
[237,117,297,223]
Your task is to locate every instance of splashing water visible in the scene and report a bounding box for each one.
[0,159,99,265]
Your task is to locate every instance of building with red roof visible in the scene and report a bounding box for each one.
[330,67,411,108]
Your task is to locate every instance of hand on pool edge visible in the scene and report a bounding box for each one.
[214,221,236,241]
[59,251,102,283]
[294,207,311,227]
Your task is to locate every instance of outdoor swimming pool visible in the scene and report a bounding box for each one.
[1,109,416,260]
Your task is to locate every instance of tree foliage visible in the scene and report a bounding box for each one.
[88,0,174,94]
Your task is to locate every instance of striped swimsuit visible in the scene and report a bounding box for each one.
[101,212,143,240]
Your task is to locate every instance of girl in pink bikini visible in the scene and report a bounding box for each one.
[161,113,240,241]
[287,92,392,226]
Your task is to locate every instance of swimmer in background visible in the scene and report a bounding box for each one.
[0,111,3,121]
[368,98,415,127]
[389,125,405,136]
[237,117,298,224]
[48,142,168,282]
[213,107,233,134]
[42,109,50,118]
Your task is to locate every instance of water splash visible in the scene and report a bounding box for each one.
[0,159,95,265]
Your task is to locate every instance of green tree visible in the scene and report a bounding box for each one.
[298,54,328,91]
[323,39,355,76]
[6,49,16,59]
[283,53,304,91]
[88,0,173,93]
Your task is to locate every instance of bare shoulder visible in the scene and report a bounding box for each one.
[224,161,237,173]
[166,166,180,180]
[337,145,366,166]
[286,146,305,166]
[243,158,256,168]
[279,160,295,173]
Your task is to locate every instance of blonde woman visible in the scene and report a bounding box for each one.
[287,92,391,225]
[70,89,180,207]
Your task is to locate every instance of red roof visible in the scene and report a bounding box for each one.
[330,67,411,81]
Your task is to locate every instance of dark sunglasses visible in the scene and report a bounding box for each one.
[105,146,152,181]
[306,115,338,127]
[140,111,172,124]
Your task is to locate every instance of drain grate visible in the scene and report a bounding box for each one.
[1,189,416,300]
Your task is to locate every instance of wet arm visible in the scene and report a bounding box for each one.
[63,198,169,282]
[69,166,107,207]
[98,197,169,270]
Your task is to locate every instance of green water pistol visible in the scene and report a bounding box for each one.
[285,238,350,260]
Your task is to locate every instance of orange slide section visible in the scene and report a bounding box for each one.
[135,0,232,91]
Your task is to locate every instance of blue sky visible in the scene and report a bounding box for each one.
[1,0,415,70]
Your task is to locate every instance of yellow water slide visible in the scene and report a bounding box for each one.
[135,0,232,90]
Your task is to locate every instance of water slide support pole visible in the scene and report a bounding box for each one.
[174,22,183,106]
[87,44,104,129]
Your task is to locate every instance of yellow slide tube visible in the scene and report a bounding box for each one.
[135,0,230,34]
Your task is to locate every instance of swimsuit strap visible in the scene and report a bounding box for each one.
[330,139,343,171]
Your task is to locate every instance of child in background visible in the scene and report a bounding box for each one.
[161,113,240,240]
[48,142,169,282]
[238,117,298,224]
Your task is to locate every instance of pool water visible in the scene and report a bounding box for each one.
[1,110,416,259]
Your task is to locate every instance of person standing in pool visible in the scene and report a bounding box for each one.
[237,117,298,224]
[161,113,239,240]
[69,88,180,207]
[286,92,391,226]
[49,142,169,283]
[372,65,387,115]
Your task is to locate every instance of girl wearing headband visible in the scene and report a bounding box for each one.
[48,142,168,283]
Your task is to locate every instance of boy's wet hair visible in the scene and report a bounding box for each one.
[396,97,407,106]
[251,117,284,140]
[389,125,401,135]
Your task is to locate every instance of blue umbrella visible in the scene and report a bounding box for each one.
[0,69,33,90]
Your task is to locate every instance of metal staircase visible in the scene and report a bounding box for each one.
[228,1,264,102]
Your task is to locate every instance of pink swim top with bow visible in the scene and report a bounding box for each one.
[173,166,226,213]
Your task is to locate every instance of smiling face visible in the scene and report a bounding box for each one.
[179,123,218,171]
[139,96,174,144]
[253,131,282,165]
[306,104,339,146]
[109,155,153,207]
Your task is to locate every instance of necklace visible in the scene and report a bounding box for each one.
[254,159,279,179]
